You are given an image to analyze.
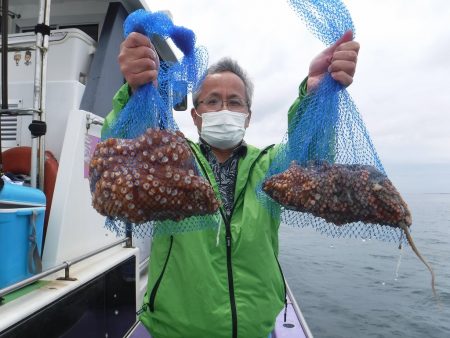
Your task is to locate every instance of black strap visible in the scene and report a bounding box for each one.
[28,211,43,274]
[34,23,51,36]
[29,120,47,137]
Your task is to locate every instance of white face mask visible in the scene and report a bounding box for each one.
[197,110,248,150]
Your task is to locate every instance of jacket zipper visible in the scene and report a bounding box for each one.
[147,235,174,313]
[193,144,274,338]
[226,145,275,338]
[224,217,238,338]
[194,151,238,337]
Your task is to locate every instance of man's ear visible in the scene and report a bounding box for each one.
[191,108,201,130]
[245,110,251,128]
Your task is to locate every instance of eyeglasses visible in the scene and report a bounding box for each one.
[197,97,248,112]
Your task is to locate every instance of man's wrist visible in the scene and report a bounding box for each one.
[300,77,309,99]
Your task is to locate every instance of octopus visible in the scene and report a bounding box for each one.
[263,161,411,227]
[263,161,436,297]
[89,128,220,223]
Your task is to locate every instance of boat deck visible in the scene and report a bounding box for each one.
[127,301,307,338]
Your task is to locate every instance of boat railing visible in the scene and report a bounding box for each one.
[286,281,314,338]
[0,236,131,300]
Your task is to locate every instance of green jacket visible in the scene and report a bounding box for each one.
[103,80,307,338]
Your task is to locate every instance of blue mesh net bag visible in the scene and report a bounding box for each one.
[258,0,436,294]
[89,10,221,237]
[260,0,410,241]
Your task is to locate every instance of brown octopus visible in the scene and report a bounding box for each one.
[263,161,436,298]
[89,128,220,223]
[263,161,411,227]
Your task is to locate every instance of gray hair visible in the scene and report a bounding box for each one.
[192,57,254,109]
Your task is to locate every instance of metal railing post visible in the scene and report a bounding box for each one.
[31,0,51,189]
[1,0,10,174]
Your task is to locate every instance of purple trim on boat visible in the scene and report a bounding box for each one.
[272,303,307,338]
[127,322,151,338]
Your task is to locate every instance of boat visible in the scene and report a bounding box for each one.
[0,1,313,337]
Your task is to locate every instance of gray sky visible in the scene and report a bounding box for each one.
[145,0,450,192]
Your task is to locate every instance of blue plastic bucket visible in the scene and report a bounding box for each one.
[0,182,46,289]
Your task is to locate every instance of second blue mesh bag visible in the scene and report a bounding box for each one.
[259,0,412,244]
[89,10,221,237]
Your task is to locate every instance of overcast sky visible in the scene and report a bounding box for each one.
[144,0,450,192]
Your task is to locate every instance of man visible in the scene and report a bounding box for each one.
[104,30,359,338]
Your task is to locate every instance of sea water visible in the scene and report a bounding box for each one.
[279,193,450,338]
